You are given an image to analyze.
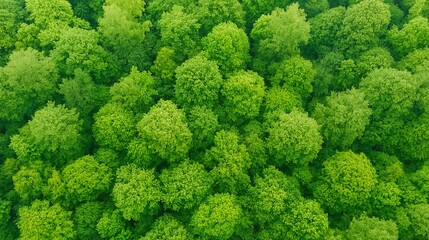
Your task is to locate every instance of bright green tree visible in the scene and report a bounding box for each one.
[10,102,84,166]
[175,54,223,110]
[17,200,75,239]
[312,88,372,150]
[160,160,212,211]
[204,130,251,194]
[190,193,243,239]
[62,155,112,204]
[112,164,162,220]
[194,0,245,35]
[187,106,219,153]
[389,16,429,58]
[335,0,391,57]
[93,103,137,152]
[251,3,310,62]
[110,66,157,114]
[51,27,109,82]
[346,214,398,240]
[271,56,315,99]
[202,22,250,77]
[150,47,178,99]
[221,70,265,124]
[313,151,378,213]
[0,48,58,123]
[134,100,192,164]
[142,215,192,240]
[157,5,201,62]
[73,202,104,240]
[266,111,322,166]
[12,166,43,203]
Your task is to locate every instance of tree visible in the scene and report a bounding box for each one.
[134,100,192,164]
[359,68,418,153]
[271,56,315,99]
[204,130,251,194]
[109,66,157,114]
[194,0,245,35]
[201,22,250,77]
[251,3,310,62]
[0,48,58,123]
[10,102,84,166]
[73,202,104,240]
[187,106,219,153]
[397,204,429,240]
[313,151,377,213]
[160,160,212,211]
[312,88,372,150]
[142,215,192,240]
[62,155,112,204]
[12,166,43,203]
[282,200,329,240]
[241,0,293,30]
[356,47,394,78]
[59,69,109,119]
[150,47,178,99]
[17,200,75,239]
[346,214,398,240]
[157,5,201,62]
[308,6,346,55]
[335,0,391,57]
[190,193,243,239]
[247,166,301,225]
[96,209,131,239]
[98,4,151,71]
[112,164,162,221]
[221,70,265,124]
[51,27,109,82]
[388,16,429,58]
[263,87,303,124]
[174,54,222,110]
[0,0,24,58]
[266,111,322,167]
[93,103,137,152]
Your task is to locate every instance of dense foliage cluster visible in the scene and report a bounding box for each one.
[1,0,429,239]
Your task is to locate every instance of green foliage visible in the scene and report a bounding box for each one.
[73,202,104,240]
[187,106,219,152]
[266,111,322,166]
[0,48,58,122]
[0,0,23,50]
[160,160,211,211]
[93,103,137,151]
[150,47,177,99]
[283,200,329,240]
[175,54,222,110]
[398,204,429,239]
[314,151,378,213]
[204,130,251,194]
[359,68,418,152]
[190,193,243,239]
[251,3,310,60]
[96,209,131,239]
[271,56,315,99]
[134,100,192,164]
[10,102,84,165]
[157,5,201,62]
[221,70,265,124]
[356,47,394,77]
[12,166,43,202]
[110,66,157,114]
[112,164,162,220]
[389,16,429,58]
[202,22,250,77]
[59,69,109,118]
[313,88,372,150]
[18,200,75,239]
[142,215,192,240]
[248,166,301,224]
[194,0,245,35]
[51,28,108,81]
[62,155,112,204]
[335,0,391,57]
[346,214,398,240]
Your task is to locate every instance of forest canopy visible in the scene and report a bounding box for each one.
[1,0,429,239]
